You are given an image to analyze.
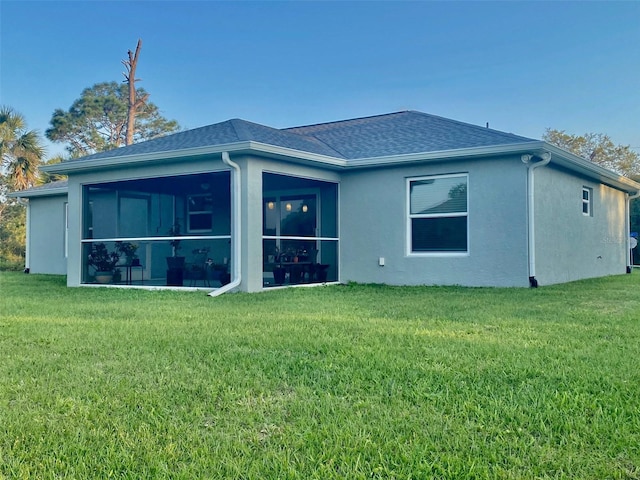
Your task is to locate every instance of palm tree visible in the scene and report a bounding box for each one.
[0,106,45,191]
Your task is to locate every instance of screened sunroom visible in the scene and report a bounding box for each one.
[81,171,232,287]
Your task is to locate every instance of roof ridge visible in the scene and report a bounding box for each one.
[306,133,349,159]
[228,118,249,141]
[228,117,347,158]
[406,110,531,140]
[283,111,409,131]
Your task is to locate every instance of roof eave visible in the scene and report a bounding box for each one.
[345,141,547,168]
[347,141,640,193]
[38,139,640,195]
[543,143,640,193]
[7,186,68,198]
[40,142,255,174]
[41,141,348,174]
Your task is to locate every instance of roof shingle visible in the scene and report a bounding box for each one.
[64,110,536,165]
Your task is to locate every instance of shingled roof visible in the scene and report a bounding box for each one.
[284,111,534,159]
[64,111,536,164]
[27,110,640,196]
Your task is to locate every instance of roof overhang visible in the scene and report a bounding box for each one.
[40,141,348,175]
[38,140,640,195]
[541,143,640,194]
[7,184,68,198]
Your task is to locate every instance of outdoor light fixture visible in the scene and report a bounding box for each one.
[267,201,275,210]
[302,205,308,213]
[286,203,292,212]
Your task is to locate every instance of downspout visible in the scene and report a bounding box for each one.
[521,152,551,287]
[17,197,30,273]
[209,151,241,296]
[626,190,640,273]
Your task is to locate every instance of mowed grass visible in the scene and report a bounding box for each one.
[1,272,639,479]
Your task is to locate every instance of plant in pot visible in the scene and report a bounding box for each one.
[166,222,185,269]
[166,222,185,286]
[88,243,120,283]
[272,246,287,285]
[116,241,139,266]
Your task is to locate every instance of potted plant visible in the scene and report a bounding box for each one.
[272,247,287,285]
[166,222,185,270]
[116,241,139,265]
[166,222,185,285]
[88,243,120,283]
[113,268,122,283]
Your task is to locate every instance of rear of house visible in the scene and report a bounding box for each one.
[14,111,640,292]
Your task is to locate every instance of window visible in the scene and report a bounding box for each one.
[408,174,468,253]
[582,187,592,216]
[187,194,213,232]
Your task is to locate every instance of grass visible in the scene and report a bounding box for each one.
[1,272,639,479]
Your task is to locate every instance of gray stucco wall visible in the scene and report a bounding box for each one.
[339,156,530,287]
[27,194,68,275]
[534,166,628,285]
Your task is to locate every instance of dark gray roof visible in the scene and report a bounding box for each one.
[71,118,344,162]
[65,111,536,164]
[285,111,535,159]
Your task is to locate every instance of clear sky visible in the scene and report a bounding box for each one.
[1,0,639,159]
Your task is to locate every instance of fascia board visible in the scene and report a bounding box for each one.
[40,142,255,174]
[41,141,348,174]
[346,141,639,193]
[37,138,640,194]
[543,144,640,193]
[7,186,68,198]
[345,142,547,168]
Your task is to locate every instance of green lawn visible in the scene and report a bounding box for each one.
[1,272,639,479]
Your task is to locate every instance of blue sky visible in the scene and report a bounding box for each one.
[1,0,639,159]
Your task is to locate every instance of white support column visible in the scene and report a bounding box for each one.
[240,157,265,292]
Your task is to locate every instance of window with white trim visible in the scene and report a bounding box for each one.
[408,174,468,253]
[187,194,213,232]
[582,187,592,216]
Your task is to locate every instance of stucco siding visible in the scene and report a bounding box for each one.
[340,156,530,287]
[27,195,68,275]
[534,166,628,285]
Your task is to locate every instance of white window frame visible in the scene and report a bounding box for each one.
[582,187,593,217]
[187,193,214,233]
[407,173,469,256]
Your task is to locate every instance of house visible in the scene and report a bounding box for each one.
[14,111,640,293]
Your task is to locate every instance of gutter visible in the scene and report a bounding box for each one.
[7,185,68,198]
[40,140,639,194]
[521,152,551,287]
[209,152,241,296]
[40,141,347,175]
[627,190,640,273]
